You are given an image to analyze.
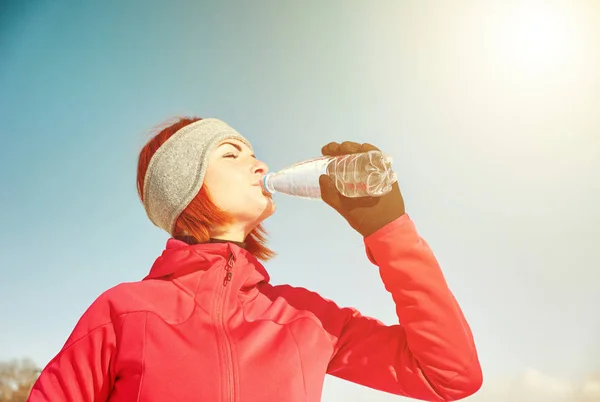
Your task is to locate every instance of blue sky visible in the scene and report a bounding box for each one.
[1,1,599,400]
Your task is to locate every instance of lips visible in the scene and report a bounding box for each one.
[252,179,272,198]
[253,176,265,188]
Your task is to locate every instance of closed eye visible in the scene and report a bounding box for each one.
[223,153,239,159]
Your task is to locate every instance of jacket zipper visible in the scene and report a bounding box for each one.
[223,253,234,287]
[219,252,235,401]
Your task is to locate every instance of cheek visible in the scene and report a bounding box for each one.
[211,182,239,210]
[204,175,248,210]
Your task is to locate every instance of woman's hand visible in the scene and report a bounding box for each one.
[319,141,405,237]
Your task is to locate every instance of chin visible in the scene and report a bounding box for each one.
[260,198,276,220]
[244,199,273,224]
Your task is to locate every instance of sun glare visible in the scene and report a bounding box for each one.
[504,4,580,72]
[479,1,594,81]
[514,7,568,62]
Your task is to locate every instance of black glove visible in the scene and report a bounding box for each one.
[319,141,406,237]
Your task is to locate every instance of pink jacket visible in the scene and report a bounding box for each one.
[28,215,482,401]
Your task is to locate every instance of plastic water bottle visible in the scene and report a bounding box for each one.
[262,150,397,199]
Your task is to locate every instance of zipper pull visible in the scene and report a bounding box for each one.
[222,271,233,287]
[223,253,235,287]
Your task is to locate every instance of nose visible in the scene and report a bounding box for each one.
[253,159,269,176]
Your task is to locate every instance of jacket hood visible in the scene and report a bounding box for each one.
[144,238,271,291]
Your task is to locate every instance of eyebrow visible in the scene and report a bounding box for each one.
[219,141,242,152]
[219,141,255,158]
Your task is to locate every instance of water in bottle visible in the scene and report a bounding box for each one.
[262,150,397,199]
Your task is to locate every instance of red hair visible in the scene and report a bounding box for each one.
[136,117,275,261]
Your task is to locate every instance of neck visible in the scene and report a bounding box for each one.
[175,223,254,247]
[211,224,253,243]
[208,237,247,249]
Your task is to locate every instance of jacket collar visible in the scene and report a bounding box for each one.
[175,235,247,250]
[143,238,270,291]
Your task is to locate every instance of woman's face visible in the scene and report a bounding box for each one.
[203,138,275,235]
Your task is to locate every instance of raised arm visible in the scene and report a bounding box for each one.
[315,141,482,401]
[326,214,482,401]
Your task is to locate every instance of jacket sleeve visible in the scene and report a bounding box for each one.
[326,214,482,401]
[27,297,116,402]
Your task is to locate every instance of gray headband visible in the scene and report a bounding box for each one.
[142,118,253,235]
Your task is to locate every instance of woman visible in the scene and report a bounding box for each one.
[28,117,482,401]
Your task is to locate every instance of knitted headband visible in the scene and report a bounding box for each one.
[142,118,253,235]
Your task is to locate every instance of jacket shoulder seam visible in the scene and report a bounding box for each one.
[61,321,113,353]
[41,320,116,372]
[63,310,149,353]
